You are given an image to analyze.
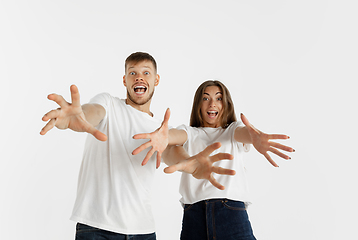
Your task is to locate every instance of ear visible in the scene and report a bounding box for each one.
[155,74,160,86]
[123,75,126,87]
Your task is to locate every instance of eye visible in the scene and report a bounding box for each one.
[203,97,209,101]
[217,97,222,101]
[130,72,135,75]
[144,71,150,75]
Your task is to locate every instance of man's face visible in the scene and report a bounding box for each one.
[123,60,159,106]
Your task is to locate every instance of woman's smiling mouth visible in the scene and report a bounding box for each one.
[207,111,218,119]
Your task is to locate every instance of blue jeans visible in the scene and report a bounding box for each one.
[75,223,156,240]
[180,199,256,240]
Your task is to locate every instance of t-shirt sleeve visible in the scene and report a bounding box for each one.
[89,92,111,111]
[88,93,111,126]
[176,124,192,146]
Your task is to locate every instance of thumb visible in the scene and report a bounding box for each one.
[93,130,108,141]
[164,162,186,174]
[241,113,258,135]
[163,165,177,174]
[201,142,222,157]
[240,113,251,127]
[162,108,170,127]
[87,125,107,141]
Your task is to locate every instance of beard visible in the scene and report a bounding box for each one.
[127,88,155,106]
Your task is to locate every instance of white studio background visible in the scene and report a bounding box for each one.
[1,0,357,239]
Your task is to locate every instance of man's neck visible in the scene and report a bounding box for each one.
[125,98,153,117]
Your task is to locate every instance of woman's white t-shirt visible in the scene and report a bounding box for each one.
[178,121,251,205]
[70,93,161,234]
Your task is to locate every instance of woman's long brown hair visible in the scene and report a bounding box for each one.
[190,80,237,128]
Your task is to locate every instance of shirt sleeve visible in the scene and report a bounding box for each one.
[89,92,111,111]
[88,93,111,127]
[176,124,190,146]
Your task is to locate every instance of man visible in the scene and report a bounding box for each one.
[40,52,234,239]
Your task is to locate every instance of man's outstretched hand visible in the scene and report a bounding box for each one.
[164,142,235,190]
[132,108,170,168]
[40,85,107,141]
[241,113,294,167]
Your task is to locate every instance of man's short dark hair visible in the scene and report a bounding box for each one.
[125,52,157,73]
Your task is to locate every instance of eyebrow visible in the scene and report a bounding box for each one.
[203,92,222,95]
[128,66,152,70]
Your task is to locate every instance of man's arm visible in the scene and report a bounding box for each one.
[40,85,107,141]
[82,103,106,127]
[162,143,235,190]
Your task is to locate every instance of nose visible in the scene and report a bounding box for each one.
[209,99,216,107]
[135,73,144,82]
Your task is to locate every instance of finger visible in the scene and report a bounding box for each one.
[240,113,251,127]
[270,141,294,152]
[268,134,290,140]
[156,152,161,169]
[164,162,186,174]
[241,113,259,134]
[42,109,61,121]
[48,94,68,108]
[132,141,152,155]
[264,152,278,167]
[92,130,108,142]
[162,108,170,127]
[240,113,254,130]
[208,174,225,190]
[201,142,222,157]
[40,118,57,135]
[269,147,291,160]
[84,124,107,141]
[212,166,236,176]
[210,153,234,163]
[70,85,81,107]
[141,148,155,166]
[132,133,151,140]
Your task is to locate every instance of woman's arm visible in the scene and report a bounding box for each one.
[234,126,252,144]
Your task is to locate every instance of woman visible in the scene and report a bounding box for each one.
[133,80,294,240]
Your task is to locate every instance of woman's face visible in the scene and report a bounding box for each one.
[200,86,223,128]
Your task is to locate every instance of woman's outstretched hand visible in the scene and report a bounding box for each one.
[164,142,235,190]
[241,113,294,167]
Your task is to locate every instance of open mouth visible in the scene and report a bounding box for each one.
[207,111,218,118]
[134,85,147,95]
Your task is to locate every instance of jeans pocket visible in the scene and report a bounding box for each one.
[221,199,246,211]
